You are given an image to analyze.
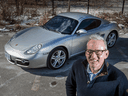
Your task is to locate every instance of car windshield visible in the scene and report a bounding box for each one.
[42,15,78,34]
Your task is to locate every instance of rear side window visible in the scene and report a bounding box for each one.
[77,19,101,31]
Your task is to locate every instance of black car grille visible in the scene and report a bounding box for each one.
[16,58,29,66]
[9,55,29,66]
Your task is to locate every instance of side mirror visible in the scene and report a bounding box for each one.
[76,29,87,34]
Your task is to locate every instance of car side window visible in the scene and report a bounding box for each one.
[77,19,101,31]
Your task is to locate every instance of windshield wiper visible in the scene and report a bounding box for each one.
[48,29,61,34]
[43,26,61,34]
[42,26,50,31]
[54,30,61,34]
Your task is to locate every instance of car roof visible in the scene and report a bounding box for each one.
[58,12,98,21]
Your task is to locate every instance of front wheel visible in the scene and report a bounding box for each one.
[106,32,117,48]
[47,47,67,69]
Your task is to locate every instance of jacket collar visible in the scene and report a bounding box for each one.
[82,59,109,77]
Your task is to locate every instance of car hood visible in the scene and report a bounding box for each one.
[9,27,65,51]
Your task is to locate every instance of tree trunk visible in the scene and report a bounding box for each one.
[20,3,24,15]
[51,0,55,15]
[122,0,125,14]
[87,0,89,14]
[15,0,20,16]
[67,0,70,12]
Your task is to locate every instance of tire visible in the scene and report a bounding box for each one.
[47,47,67,69]
[106,31,117,48]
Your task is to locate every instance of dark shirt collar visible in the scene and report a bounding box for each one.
[82,59,109,77]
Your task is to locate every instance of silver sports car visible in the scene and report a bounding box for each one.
[4,12,120,69]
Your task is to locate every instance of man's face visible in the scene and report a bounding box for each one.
[85,39,109,73]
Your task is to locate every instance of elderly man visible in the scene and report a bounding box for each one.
[66,34,128,96]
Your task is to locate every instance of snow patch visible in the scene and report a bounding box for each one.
[110,21,117,23]
[55,75,65,80]
[0,20,9,25]
[0,28,10,32]
[118,24,125,29]
[125,33,128,36]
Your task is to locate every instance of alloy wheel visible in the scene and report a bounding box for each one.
[50,50,66,69]
[107,32,117,48]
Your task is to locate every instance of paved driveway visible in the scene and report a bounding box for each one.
[0,32,128,96]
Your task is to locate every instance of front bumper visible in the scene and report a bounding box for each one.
[4,44,48,68]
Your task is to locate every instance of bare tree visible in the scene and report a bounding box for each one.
[0,0,16,22]
[67,0,70,12]
[51,0,55,15]
[42,0,48,14]
[122,0,125,14]
[15,0,25,16]
[15,0,19,15]
[87,0,89,14]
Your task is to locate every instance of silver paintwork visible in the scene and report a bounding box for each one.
[4,12,120,68]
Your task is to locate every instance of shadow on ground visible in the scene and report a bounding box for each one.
[107,36,128,64]
[22,52,85,77]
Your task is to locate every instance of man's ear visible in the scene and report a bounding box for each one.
[104,50,109,59]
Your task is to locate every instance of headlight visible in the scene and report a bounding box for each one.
[26,44,42,54]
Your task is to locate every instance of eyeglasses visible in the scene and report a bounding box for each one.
[86,49,107,56]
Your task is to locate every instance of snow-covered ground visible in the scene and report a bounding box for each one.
[0,6,128,35]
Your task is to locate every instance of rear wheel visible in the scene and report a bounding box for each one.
[106,32,117,48]
[47,47,67,69]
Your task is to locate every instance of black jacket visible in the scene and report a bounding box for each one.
[66,59,128,96]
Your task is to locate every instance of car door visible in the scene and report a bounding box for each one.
[71,19,101,56]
